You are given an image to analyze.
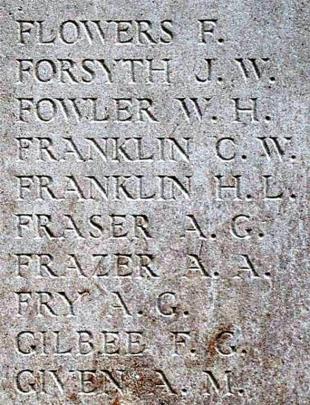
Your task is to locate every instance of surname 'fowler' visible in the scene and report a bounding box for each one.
[17,97,158,123]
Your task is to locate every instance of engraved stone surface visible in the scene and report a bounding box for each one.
[0,0,309,403]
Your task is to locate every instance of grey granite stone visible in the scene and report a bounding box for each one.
[0,0,308,403]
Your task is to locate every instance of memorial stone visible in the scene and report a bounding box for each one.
[0,0,309,403]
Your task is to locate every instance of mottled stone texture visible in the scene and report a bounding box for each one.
[0,0,309,404]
